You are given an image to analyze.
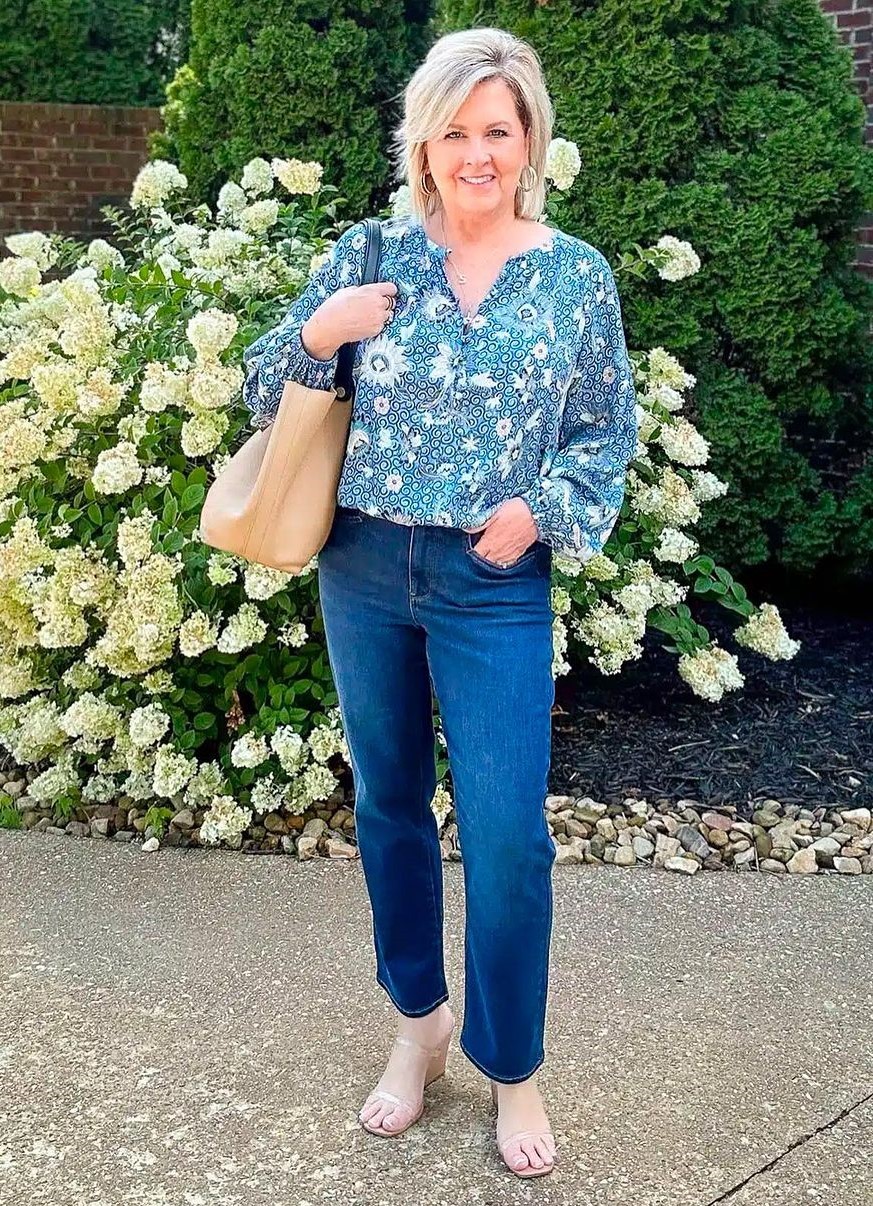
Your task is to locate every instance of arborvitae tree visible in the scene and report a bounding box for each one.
[439,0,873,580]
[0,0,190,106]
[152,0,433,215]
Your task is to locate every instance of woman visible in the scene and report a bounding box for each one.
[242,26,638,1179]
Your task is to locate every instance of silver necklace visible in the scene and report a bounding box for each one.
[440,215,477,320]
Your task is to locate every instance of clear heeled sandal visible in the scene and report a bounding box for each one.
[490,1079,558,1177]
[358,1016,454,1138]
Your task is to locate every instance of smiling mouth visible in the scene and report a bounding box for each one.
[459,175,496,185]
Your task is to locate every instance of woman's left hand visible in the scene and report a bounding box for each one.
[463,497,539,564]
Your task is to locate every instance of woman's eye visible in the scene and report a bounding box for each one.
[445,130,508,138]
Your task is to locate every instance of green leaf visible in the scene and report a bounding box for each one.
[193,712,214,730]
[181,483,205,511]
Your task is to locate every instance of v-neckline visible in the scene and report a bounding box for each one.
[409,217,560,328]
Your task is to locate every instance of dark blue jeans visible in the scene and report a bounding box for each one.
[317,505,557,1083]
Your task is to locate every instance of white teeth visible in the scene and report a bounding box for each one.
[461,175,494,184]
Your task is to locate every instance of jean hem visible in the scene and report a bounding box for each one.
[458,1036,546,1084]
[376,975,450,1018]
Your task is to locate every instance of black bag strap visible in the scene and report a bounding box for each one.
[334,217,383,402]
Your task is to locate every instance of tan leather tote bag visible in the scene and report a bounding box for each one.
[198,217,382,574]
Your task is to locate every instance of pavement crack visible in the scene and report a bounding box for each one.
[703,1087,873,1204]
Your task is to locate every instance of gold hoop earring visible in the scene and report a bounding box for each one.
[420,171,435,197]
[518,164,537,192]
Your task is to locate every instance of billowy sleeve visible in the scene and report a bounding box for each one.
[241,219,369,428]
[520,251,638,561]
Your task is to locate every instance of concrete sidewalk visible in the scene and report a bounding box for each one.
[1,831,871,1206]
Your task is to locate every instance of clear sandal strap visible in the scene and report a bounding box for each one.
[393,1033,444,1058]
[366,1088,415,1110]
[500,1129,556,1147]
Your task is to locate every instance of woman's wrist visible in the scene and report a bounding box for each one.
[301,313,338,362]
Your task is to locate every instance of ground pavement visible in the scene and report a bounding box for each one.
[1,831,871,1206]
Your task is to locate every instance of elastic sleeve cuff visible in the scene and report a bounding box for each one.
[243,325,339,428]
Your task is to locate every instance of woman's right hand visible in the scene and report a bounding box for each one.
[301,281,398,360]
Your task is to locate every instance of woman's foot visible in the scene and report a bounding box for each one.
[358,1001,454,1137]
[490,1072,558,1176]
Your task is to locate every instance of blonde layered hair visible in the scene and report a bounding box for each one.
[390,28,555,224]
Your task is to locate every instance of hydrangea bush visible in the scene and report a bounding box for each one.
[0,143,799,847]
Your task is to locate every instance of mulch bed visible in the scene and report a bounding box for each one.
[549,574,873,818]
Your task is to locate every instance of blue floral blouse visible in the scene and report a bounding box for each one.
[241,213,638,562]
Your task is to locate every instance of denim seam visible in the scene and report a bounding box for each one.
[458,1034,545,1084]
[376,974,449,1018]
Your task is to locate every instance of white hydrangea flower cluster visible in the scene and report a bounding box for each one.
[688,469,729,504]
[206,552,238,586]
[130,160,188,210]
[677,645,744,701]
[0,653,41,700]
[552,614,571,677]
[6,231,58,271]
[82,238,125,272]
[572,601,646,676]
[240,157,274,195]
[654,526,699,564]
[28,544,116,650]
[629,464,702,527]
[88,552,184,677]
[653,235,701,281]
[390,184,413,218]
[177,610,219,657]
[657,416,710,466]
[243,563,293,600]
[270,157,324,195]
[625,560,688,608]
[128,703,170,748]
[581,552,620,581]
[230,731,270,768]
[116,510,156,568]
[152,742,198,797]
[0,696,68,763]
[277,620,309,648]
[216,602,266,653]
[91,440,143,495]
[238,199,280,236]
[186,309,238,362]
[184,759,225,807]
[430,783,453,829]
[550,584,572,616]
[734,602,801,659]
[646,346,697,394]
[199,794,252,847]
[82,772,119,803]
[0,256,42,298]
[249,772,287,814]
[307,722,347,764]
[270,724,308,775]
[27,755,80,803]
[137,362,185,413]
[544,138,582,190]
[59,691,122,741]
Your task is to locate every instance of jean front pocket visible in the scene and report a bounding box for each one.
[465,533,540,572]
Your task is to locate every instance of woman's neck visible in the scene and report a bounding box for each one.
[428,207,526,254]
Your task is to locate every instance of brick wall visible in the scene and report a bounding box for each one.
[821,0,873,273]
[0,102,162,242]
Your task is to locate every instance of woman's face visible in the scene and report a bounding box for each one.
[424,76,530,224]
